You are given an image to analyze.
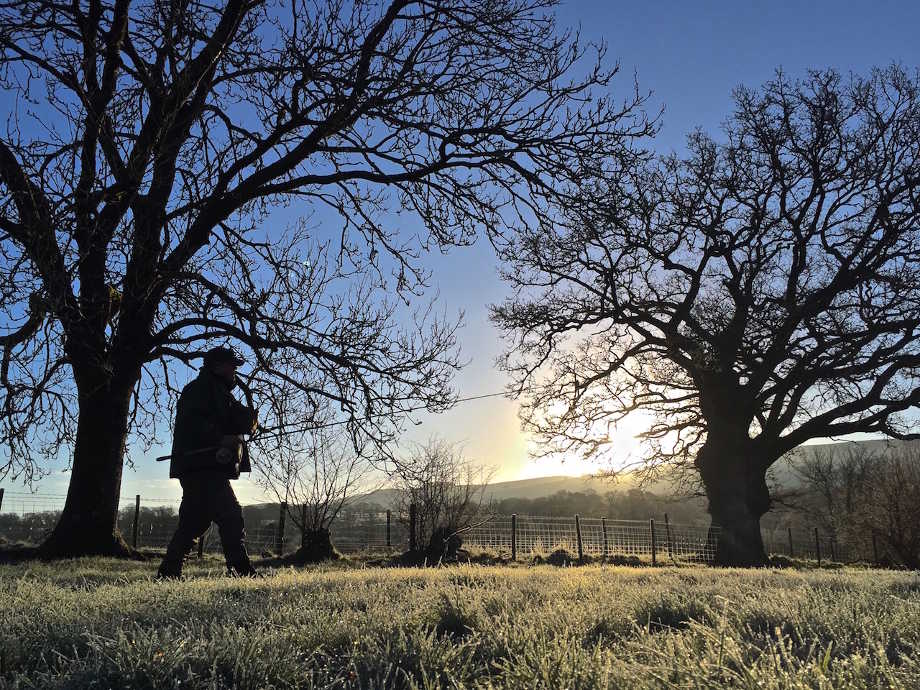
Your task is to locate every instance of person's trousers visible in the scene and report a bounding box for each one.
[159,472,253,574]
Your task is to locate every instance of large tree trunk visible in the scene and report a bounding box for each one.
[39,376,136,558]
[695,437,771,567]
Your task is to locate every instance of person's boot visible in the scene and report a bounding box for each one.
[156,559,183,580]
[228,555,261,577]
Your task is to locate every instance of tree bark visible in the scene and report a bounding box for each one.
[695,437,771,567]
[39,375,136,558]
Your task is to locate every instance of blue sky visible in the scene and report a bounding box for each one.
[4,0,920,505]
[405,0,920,481]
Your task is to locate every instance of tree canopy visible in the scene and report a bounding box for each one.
[0,0,650,554]
[493,66,920,563]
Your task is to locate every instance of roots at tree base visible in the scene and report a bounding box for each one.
[38,526,140,560]
[284,529,341,565]
[425,528,463,563]
[390,528,464,567]
[709,519,769,567]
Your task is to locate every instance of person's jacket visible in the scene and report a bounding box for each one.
[169,369,257,479]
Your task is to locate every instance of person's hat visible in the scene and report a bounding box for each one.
[203,346,245,367]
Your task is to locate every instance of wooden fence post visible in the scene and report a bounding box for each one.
[198,528,206,559]
[132,494,140,549]
[814,527,821,566]
[830,537,837,563]
[650,519,657,566]
[511,513,517,561]
[386,510,392,548]
[0,487,5,513]
[300,504,308,549]
[409,503,417,552]
[601,517,608,558]
[664,513,673,559]
[574,514,583,560]
[787,527,794,558]
[872,532,879,565]
[276,501,287,554]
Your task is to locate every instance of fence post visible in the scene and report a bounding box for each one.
[650,519,657,565]
[814,527,821,567]
[132,494,141,549]
[511,513,517,561]
[409,503,417,552]
[301,504,308,549]
[664,513,673,559]
[386,510,392,549]
[830,537,837,563]
[574,514,583,560]
[601,517,608,558]
[276,501,287,554]
[872,532,879,565]
[787,527,794,558]
[0,487,4,513]
[198,528,206,559]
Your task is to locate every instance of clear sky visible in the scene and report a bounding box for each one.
[402,0,920,483]
[4,0,920,505]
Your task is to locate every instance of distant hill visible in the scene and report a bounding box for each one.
[351,473,639,511]
[483,474,630,501]
[293,438,920,513]
[788,438,920,460]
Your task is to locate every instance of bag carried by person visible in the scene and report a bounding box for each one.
[216,434,246,478]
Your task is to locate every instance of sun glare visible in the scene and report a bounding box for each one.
[516,412,651,479]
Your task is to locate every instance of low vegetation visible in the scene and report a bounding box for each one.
[2,558,919,688]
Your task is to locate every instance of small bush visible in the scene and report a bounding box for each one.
[545,548,575,566]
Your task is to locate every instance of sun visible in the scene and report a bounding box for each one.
[516,411,651,479]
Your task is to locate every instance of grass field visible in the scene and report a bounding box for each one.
[2,558,919,689]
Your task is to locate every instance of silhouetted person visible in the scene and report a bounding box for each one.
[157,346,258,578]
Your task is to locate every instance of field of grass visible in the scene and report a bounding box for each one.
[2,558,919,688]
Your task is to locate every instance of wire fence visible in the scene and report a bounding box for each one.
[762,527,851,563]
[0,488,863,565]
[0,490,412,556]
[461,515,717,562]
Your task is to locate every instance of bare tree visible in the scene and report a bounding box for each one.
[793,442,920,568]
[492,66,920,565]
[0,0,650,555]
[257,409,373,563]
[783,444,871,558]
[865,447,920,568]
[790,445,871,542]
[392,437,492,560]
